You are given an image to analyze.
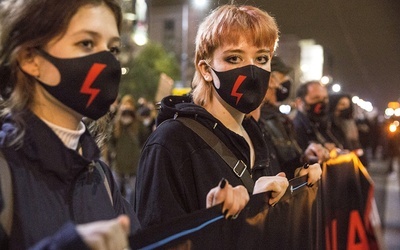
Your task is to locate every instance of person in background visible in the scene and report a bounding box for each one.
[251,57,330,179]
[109,94,141,204]
[293,81,342,152]
[0,1,245,248]
[135,4,321,228]
[328,93,368,166]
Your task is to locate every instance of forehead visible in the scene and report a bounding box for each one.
[306,83,327,100]
[337,97,351,106]
[65,4,119,38]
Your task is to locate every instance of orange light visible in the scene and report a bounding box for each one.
[389,123,398,133]
[388,101,400,109]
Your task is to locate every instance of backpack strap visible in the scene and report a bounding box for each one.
[176,117,254,193]
[95,161,113,206]
[0,151,13,236]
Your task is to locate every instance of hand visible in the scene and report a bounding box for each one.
[253,172,289,206]
[298,163,322,186]
[206,178,249,219]
[76,215,130,250]
[303,142,330,164]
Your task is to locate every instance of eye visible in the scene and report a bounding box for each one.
[256,55,269,64]
[225,55,241,64]
[109,46,121,55]
[79,40,94,50]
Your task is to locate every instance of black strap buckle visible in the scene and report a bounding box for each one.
[233,160,247,177]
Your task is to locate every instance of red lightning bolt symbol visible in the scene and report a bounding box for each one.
[80,63,107,108]
[231,75,247,105]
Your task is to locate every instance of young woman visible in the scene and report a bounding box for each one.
[135,4,322,228]
[0,1,247,248]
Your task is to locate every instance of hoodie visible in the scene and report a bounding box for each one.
[134,95,272,228]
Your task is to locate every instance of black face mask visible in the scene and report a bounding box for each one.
[305,101,328,122]
[275,80,291,102]
[36,49,121,120]
[210,65,270,114]
[338,107,353,119]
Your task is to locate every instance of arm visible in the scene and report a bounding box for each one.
[30,216,130,250]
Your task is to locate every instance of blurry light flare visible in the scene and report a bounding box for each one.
[331,83,341,92]
[320,76,330,85]
[123,13,136,21]
[385,108,395,117]
[121,67,129,75]
[394,120,400,126]
[352,96,360,104]
[132,33,148,46]
[395,108,400,117]
[279,104,291,114]
[389,123,397,133]
[192,0,208,9]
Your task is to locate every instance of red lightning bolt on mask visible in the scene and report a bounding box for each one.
[231,75,247,105]
[80,63,107,107]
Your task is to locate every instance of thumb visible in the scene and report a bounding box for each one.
[276,172,286,178]
[117,215,131,234]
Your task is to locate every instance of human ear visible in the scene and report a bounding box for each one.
[198,60,212,82]
[17,48,40,78]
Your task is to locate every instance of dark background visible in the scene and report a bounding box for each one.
[152,0,400,112]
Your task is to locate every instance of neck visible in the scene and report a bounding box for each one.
[204,96,245,135]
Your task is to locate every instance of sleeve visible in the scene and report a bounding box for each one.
[28,222,88,250]
[98,161,142,235]
[134,141,188,228]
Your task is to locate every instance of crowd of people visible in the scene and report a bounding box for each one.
[0,0,383,249]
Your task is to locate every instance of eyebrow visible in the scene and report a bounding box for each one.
[222,48,271,54]
[72,30,121,44]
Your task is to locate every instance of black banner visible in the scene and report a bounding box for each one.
[130,152,383,250]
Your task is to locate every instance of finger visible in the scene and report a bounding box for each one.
[276,172,286,178]
[117,215,131,234]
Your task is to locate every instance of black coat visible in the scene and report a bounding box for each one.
[134,95,272,228]
[0,111,140,249]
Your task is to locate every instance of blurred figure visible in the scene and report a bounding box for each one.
[136,97,156,146]
[250,57,330,179]
[328,93,368,166]
[109,94,141,204]
[293,81,342,151]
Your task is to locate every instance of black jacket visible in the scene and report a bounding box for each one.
[0,111,140,249]
[258,103,303,179]
[292,111,341,150]
[134,95,272,228]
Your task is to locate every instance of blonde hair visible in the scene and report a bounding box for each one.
[192,4,279,106]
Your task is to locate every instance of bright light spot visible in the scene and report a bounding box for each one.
[331,83,341,92]
[385,108,395,117]
[389,123,397,133]
[395,108,400,117]
[320,76,331,85]
[193,0,208,9]
[123,13,136,21]
[394,120,400,126]
[279,104,292,114]
[352,96,360,104]
[121,67,129,75]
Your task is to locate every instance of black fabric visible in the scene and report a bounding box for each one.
[292,111,342,150]
[176,117,255,193]
[321,151,382,249]
[131,152,383,250]
[131,175,320,250]
[258,103,303,179]
[135,95,271,228]
[0,111,140,249]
